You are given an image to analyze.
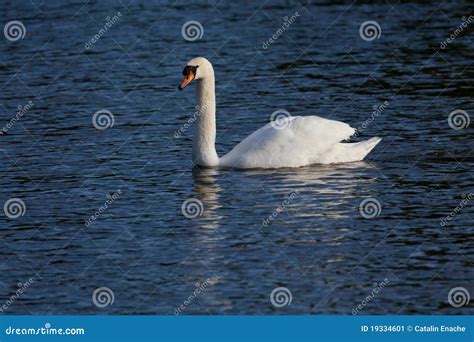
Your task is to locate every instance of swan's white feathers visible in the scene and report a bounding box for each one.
[219,116,357,168]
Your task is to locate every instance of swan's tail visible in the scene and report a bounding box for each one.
[354,137,382,159]
[318,137,382,164]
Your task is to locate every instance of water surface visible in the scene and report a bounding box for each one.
[0,0,473,314]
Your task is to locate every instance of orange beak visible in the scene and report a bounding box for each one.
[178,73,194,90]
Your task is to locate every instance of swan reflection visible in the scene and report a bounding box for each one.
[191,167,223,229]
[190,162,377,229]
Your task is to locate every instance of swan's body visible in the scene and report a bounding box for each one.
[179,57,381,169]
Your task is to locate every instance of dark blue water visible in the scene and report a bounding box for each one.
[0,0,473,315]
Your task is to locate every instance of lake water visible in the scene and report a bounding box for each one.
[0,0,472,315]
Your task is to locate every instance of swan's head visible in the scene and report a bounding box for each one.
[178,57,213,90]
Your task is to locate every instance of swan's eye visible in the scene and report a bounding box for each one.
[182,65,198,76]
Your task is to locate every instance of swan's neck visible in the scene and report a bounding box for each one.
[193,76,219,167]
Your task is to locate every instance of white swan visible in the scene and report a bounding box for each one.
[178,57,381,169]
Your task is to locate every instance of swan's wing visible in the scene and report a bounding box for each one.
[219,116,356,168]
